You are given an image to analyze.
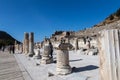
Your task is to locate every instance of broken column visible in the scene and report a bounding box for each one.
[29,32,35,57]
[98,29,120,80]
[41,38,53,64]
[34,48,41,59]
[24,32,29,54]
[56,41,73,75]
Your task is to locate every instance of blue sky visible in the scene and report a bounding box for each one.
[0,0,120,42]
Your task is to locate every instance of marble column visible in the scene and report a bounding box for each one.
[75,38,78,51]
[29,32,35,57]
[56,42,72,75]
[22,40,25,53]
[98,29,120,80]
[41,39,53,64]
[24,32,29,54]
[14,41,18,53]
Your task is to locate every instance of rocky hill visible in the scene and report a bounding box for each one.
[75,8,120,37]
[0,31,21,47]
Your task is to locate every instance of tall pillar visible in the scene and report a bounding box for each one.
[22,40,25,53]
[98,29,120,80]
[19,44,23,53]
[29,32,35,57]
[56,42,73,75]
[75,38,78,51]
[24,32,29,54]
[14,41,18,53]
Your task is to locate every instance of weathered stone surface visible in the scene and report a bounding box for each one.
[56,42,72,75]
[34,49,41,59]
[41,39,53,64]
[24,32,29,54]
[29,32,35,57]
[98,29,120,80]
[75,38,78,51]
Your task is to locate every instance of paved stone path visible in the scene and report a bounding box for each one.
[0,51,24,80]
[0,50,99,80]
[14,50,99,80]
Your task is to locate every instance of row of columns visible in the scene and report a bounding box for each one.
[21,29,120,79]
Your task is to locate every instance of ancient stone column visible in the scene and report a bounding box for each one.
[24,32,29,54]
[14,41,18,53]
[41,39,53,64]
[56,42,73,75]
[86,37,91,49]
[75,38,78,51]
[22,40,25,53]
[29,32,35,57]
[98,29,120,80]
[19,44,23,53]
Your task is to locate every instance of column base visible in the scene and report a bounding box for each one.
[41,57,53,64]
[56,65,72,75]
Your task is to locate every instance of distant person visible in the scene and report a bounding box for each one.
[2,46,5,52]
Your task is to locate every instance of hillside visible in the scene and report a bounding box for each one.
[75,8,120,37]
[0,31,21,47]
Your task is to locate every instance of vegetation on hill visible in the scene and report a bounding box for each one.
[95,8,120,27]
[0,31,21,48]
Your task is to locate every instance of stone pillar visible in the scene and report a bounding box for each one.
[98,29,120,80]
[19,44,23,53]
[14,41,17,53]
[75,38,78,51]
[41,39,53,64]
[24,32,29,54]
[22,40,25,53]
[29,32,35,57]
[56,42,72,75]
[86,37,91,49]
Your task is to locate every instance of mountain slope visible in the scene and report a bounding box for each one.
[75,8,120,37]
[0,31,21,47]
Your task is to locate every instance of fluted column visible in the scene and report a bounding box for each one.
[98,29,120,80]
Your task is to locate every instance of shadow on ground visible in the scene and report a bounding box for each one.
[69,59,83,62]
[72,65,99,73]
